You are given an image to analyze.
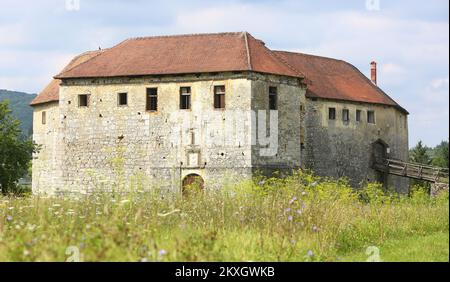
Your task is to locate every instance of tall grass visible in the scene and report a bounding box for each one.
[0,171,448,261]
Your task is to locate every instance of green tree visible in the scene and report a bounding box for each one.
[410,141,432,165]
[0,100,38,194]
[409,140,432,191]
[431,140,449,168]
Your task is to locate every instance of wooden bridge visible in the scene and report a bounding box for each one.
[373,158,449,184]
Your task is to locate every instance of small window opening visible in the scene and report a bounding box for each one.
[269,86,277,110]
[78,94,89,107]
[214,85,225,109]
[367,110,376,124]
[356,110,362,122]
[342,109,350,122]
[41,111,46,125]
[180,87,191,110]
[328,107,336,120]
[118,92,128,106]
[146,88,157,111]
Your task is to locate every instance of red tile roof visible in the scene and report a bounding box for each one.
[30,50,104,106]
[55,32,302,79]
[32,32,406,113]
[274,51,408,113]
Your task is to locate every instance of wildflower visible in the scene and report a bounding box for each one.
[287,215,293,221]
[289,196,297,205]
[301,191,307,196]
[296,209,302,215]
[6,215,13,222]
[158,249,167,256]
[284,207,291,213]
[312,225,320,232]
[120,199,130,205]
[307,250,314,257]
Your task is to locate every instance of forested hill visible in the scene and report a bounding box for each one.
[0,89,37,137]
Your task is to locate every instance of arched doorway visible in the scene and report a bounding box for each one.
[372,139,389,186]
[182,174,204,195]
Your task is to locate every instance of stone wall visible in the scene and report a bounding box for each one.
[32,101,63,194]
[250,73,305,175]
[32,72,305,194]
[303,98,409,192]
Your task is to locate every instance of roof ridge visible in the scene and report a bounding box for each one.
[243,32,252,70]
[127,31,245,41]
[56,49,108,78]
[273,50,346,63]
[344,61,408,113]
[245,33,304,78]
[61,49,106,73]
[271,50,307,80]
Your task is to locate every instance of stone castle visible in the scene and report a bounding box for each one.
[30,32,409,194]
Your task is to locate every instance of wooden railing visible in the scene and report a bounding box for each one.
[374,158,449,183]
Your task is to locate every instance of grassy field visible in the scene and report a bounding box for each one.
[0,172,448,262]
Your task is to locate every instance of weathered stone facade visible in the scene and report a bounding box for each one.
[303,98,409,192]
[32,72,306,194]
[31,32,410,194]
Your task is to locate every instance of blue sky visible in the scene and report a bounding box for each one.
[0,0,448,147]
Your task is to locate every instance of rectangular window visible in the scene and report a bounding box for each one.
[41,111,46,125]
[269,86,277,110]
[367,110,376,124]
[180,87,191,110]
[78,94,89,107]
[342,109,349,122]
[118,92,128,106]
[356,110,361,122]
[214,85,225,109]
[328,107,336,120]
[146,88,157,111]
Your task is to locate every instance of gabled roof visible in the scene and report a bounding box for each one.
[55,32,303,79]
[273,51,408,114]
[30,50,104,106]
[32,32,407,114]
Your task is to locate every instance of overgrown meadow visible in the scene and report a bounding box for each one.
[0,171,448,262]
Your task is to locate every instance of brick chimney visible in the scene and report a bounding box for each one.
[370,61,377,85]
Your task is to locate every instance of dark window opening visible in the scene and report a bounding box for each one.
[368,110,376,124]
[214,85,225,109]
[356,110,362,122]
[269,86,277,110]
[118,92,128,106]
[342,109,350,122]
[180,87,191,110]
[146,88,157,111]
[42,111,46,125]
[78,94,89,107]
[328,107,336,120]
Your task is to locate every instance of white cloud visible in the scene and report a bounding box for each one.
[430,77,449,89]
